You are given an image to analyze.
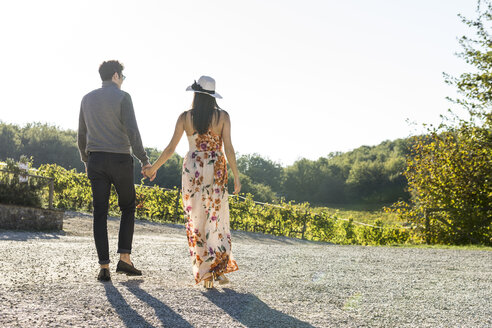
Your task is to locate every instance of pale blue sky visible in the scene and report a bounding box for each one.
[0,1,477,165]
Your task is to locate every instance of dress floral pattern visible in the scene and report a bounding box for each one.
[182,130,239,283]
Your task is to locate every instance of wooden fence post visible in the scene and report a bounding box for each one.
[424,209,430,244]
[173,189,181,222]
[301,211,308,240]
[48,179,54,210]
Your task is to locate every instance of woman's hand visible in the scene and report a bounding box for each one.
[142,165,157,181]
[233,175,241,195]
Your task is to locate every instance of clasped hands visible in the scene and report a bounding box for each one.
[141,164,156,181]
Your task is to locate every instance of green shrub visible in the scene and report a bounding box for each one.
[0,157,45,208]
[36,163,412,245]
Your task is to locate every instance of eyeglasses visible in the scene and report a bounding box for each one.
[121,74,126,81]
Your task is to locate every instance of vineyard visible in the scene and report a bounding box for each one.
[36,163,418,246]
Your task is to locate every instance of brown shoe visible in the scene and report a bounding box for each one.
[116,260,142,276]
[97,268,111,281]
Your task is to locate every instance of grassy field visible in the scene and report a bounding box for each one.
[316,204,492,251]
[317,203,404,226]
[388,244,492,251]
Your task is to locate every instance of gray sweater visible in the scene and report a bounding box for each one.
[78,81,149,166]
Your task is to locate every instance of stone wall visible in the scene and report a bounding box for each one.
[0,203,63,230]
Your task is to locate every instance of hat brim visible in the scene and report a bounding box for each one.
[186,86,222,99]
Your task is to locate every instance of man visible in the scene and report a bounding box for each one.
[78,60,155,281]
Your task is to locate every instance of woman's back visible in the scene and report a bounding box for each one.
[183,109,226,138]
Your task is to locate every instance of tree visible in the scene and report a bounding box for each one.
[236,153,284,192]
[444,0,492,118]
[316,158,347,204]
[0,122,21,160]
[229,172,277,203]
[395,0,492,245]
[283,158,319,202]
[346,161,386,202]
[20,123,82,171]
[0,122,83,171]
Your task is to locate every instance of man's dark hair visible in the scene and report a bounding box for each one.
[98,60,124,81]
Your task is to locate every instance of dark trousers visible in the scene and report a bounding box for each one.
[87,152,136,264]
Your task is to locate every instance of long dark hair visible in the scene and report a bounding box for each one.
[191,92,222,134]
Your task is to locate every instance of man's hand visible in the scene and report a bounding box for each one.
[141,164,156,181]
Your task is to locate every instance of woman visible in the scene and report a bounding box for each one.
[144,76,240,288]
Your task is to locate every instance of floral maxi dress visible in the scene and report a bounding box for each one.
[182,130,239,283]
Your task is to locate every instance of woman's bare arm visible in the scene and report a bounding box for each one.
[145,113,185,180]
[222,112,241,194]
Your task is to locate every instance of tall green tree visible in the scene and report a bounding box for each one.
[444,0,492,117]
[0,123,21,159]
[283,158,320,202]
[236,153,284,192]
[0,122,83,171]
[397,0,492,245]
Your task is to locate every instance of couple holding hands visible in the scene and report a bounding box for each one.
[78,60,240,288]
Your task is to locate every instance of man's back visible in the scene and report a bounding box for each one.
[78,81,148,166]
[81,82,132,155]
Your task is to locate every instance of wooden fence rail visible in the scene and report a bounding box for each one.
[0,169,55,209]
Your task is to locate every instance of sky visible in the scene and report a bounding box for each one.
[0,0,479,166]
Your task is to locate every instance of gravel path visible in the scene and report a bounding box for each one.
[0,211,491,327]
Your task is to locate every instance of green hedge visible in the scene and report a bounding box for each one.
[37,163,414,245]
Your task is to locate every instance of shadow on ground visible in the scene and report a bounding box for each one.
[104,279,192,328]
[103,281,152,327]
[0,230,64,241]
[202,288,315,328]
[231,229,333,246]
[103,279,313,328]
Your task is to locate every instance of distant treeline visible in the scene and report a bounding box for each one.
[0,122,410,206]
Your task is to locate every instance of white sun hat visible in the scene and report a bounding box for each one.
[186,76,222,99]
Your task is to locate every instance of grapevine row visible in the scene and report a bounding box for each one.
[37,164,415,245]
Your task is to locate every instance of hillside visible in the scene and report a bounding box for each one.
[0,121,411,206]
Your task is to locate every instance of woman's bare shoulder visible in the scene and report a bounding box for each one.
[217,109,230,124]
[219,109,230,117]
[180,110,193,123]
[181,109,192,118]
[181,110,193,134]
